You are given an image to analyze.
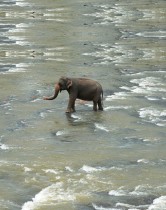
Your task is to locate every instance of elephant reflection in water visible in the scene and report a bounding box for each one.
[44,77,103,113]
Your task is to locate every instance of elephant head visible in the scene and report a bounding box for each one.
[43,77,72,100]
[58,77,72,91]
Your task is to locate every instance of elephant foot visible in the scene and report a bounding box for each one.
[65,108,75,113]
[93,107,97,111]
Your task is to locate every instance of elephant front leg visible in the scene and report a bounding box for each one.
[66,96,76,113]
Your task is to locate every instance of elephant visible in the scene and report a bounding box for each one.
[43,77,103,113]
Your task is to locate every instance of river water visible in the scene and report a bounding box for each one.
[0,0,166,209]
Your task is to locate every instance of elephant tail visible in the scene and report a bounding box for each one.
[101,89,104,107]
[101,90,103,100]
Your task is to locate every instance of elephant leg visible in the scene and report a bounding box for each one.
[71,103,76,112]
[93,100,98,111]
[98,97,103,111]
[66,96,76,113]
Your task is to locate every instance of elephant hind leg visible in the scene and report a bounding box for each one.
[93,96,103,111]
[98,97,103,111]
[93,100,98,111]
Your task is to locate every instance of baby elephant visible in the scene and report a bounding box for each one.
[44,77,103,113]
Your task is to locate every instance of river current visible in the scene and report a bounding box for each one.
[0,0,166,209]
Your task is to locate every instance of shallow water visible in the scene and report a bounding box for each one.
[0,0,166,209]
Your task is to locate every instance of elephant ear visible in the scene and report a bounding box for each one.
[66,78,72,89]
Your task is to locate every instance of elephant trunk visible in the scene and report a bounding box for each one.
[43,84,60,100]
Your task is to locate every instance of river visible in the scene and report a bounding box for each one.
[0,0,166,209]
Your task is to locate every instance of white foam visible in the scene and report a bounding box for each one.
[116,202,136,209]
[143,138,159,142]
[8,28,25,33]
[81,165,121,174]
[3,63,29,74]
[106,92,127,101]
[24,167,32,172]
[140,108,162,118]
[8,68,26,73]
[45,17,67,22]
[148,196,166,210]
[47,8,66,12]
[44,13,55,17]
[71,114,82,122]
[22,182,75,210]
[17,40,30,46]
[0,144,9,150]
[0,102,11,108]
[109,190,126,196]
[145,97,160,101]
[95,123,109,132]
[46,58,67,62]
[80,165,104,173]
[16,63,29,68]
[43,169,58,175]
[109,185,151,198]
[141,9,156,19]
[8,36,25,42]
[84,103,93,108]
[80,165,99,173]
[109,166,123,171]
[71,114,81,120]
[16,1,32,7]
[56,130,65,136]
[92,203,116,210]
[65,166,74,172]
[139,107,166,126]
[156,123,165,127]
[137,159,149,164]
[130,77,166,94]
[136,30,166,38]
[31,98,41,103]
[16,23,30,28]
[39,112,47,119]
[104,106,131,111]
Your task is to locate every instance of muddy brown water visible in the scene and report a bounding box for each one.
[0,0,166,209]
